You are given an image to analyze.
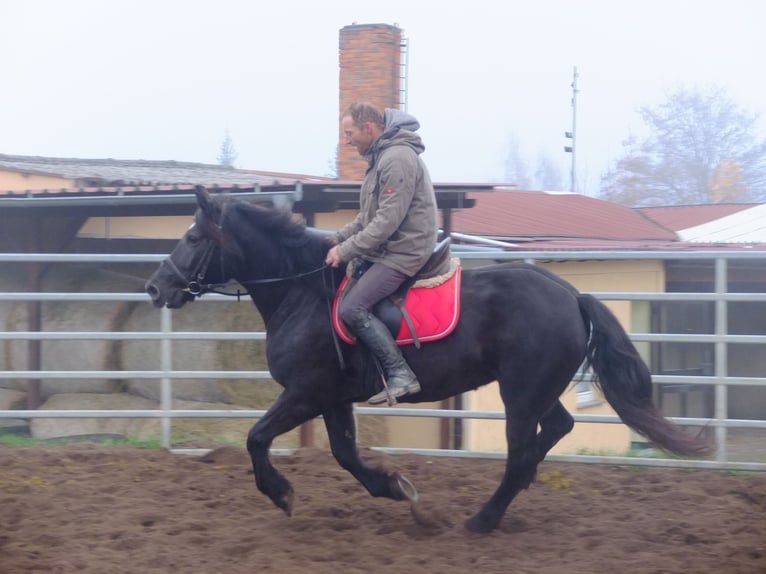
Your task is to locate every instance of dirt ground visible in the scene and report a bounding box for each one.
[0,444,764,574]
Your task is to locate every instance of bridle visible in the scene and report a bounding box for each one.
[160,225,344,368]
[160,238,220,296]
[161,237,330,299]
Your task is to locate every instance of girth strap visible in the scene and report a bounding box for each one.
[389,295,421,349]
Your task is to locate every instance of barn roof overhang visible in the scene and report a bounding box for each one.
[0,181,495,253]
[0,181,489,218]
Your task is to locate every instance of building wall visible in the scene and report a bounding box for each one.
[338,23,402,180]
[0,170,72,191]
[79,216,195,240]
[314,211,355,231]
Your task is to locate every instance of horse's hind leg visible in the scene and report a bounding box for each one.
[464,400,575,533]
[323,402,409,500]
[465,414,539,533]
[517,400,575,489]
[536,400,574,461]
[246,391,320,515]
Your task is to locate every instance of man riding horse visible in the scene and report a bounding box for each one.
[325,102,440,405]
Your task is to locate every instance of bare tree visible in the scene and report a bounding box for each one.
[503,135,565,191]
[534,151,564,191]
[325,148,338,178]
[503,136,532,188]
[599,86,766,206]
[217,129,238,167]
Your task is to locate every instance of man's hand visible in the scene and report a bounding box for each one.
[325,245,342,268]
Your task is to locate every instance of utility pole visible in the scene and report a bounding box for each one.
[564,66,579,193]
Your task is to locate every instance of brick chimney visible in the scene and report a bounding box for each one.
[337,23,402,180]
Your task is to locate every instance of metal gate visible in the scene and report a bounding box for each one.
[0,250,764,471]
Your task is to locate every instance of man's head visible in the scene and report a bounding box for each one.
[341,102,385,156]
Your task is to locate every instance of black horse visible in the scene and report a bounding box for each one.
[145,187,708,533]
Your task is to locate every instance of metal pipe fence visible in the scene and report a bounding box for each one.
[0,251,764,471]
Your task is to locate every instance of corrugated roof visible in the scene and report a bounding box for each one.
[450,190,677,241]
[677,204,766,243]
[0,154,335,187]
[637,204,755,231]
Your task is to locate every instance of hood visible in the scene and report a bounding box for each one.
[369,109,425,156]
[382,108,420,136]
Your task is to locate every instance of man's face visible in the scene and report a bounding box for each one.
[341,115,375,156]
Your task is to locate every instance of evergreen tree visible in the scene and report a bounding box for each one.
[217,129,238,167]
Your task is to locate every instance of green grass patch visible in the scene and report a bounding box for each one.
[0,434,39,447]
[0,433,163,449]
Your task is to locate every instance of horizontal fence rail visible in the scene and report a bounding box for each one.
[0,250,764,472]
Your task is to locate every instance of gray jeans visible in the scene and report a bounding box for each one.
[339,262,408,326]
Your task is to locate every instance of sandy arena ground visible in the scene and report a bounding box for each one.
[1,444,764,574]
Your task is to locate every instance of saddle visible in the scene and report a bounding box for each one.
[333,238,462,348]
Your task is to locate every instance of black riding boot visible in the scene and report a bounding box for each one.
[347,311,421,405]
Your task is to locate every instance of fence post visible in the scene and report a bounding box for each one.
[160,306,173,449]
[714,257,728,462]
[25,259,42,409]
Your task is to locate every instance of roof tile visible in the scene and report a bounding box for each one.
[0,154,334,187]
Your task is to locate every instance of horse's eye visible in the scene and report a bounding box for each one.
[187,233,202,246]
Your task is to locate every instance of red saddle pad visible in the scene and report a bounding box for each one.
[332,266,462,346]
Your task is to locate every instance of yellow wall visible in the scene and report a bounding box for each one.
[381,401,445,449]
[79,216,195,239]
[461,260,665,456]
[0,170,73,191]
[314,211,356,231]
[78,209,354,241]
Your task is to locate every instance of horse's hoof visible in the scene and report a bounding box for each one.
[273,485,295,517]
[464,513,497,534]
[391,474,419,502]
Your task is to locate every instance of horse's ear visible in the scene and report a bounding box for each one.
[195,185,214,216]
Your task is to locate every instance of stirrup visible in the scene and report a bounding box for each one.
[368,379,421,406]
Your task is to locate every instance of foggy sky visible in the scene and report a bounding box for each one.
[2,0,765,195]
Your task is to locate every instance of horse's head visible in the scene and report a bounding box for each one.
[146,186,331,309]
[145,186,231,308]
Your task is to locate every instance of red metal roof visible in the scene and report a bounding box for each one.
[450,191,677,241]
[636,204,755,232]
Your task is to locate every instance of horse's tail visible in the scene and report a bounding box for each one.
[577,293,711,457]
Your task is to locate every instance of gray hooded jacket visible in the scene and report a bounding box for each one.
[336,109,439,277]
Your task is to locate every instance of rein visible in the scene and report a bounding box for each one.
[162,239,330,299]
[200,264,331,299]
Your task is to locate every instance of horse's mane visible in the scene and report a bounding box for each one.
[200,193,329,275]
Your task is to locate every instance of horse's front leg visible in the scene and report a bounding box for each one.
[323,401,410,501]
[246,391,320,515]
